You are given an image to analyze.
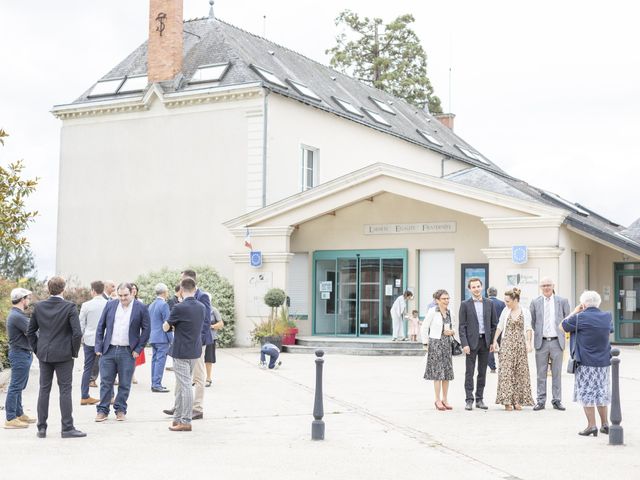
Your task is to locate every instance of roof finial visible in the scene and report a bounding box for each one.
[208,0,215,19]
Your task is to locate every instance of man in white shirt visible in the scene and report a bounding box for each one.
[79,281,108,405]
[530,277,571,411]
[94,283,150,422]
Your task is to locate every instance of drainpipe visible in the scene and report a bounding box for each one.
[262,88,270,208]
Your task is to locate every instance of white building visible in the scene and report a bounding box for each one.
[52,0,640,346]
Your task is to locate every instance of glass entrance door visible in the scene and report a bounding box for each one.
[615,263,640,343]
[313,250,407,337]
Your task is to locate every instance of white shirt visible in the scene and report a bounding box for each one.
[79,296,107,346]
[543,295,557,337]
[391,295,407,318]
[111,301,133,346]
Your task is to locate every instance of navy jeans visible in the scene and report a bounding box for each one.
[81,344,98,399]
[97,345,135,415]
[151,343,171,389]
[5,348,32,420]
[260,345,280,369]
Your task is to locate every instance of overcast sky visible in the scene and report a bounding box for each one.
[1,0,639,278]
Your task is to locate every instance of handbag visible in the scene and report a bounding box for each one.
[451,338,463,356]
[567,313,579,374]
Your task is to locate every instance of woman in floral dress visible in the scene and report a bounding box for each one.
[492,287,534,410]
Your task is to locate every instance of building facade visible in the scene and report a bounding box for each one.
[53,1,640,345]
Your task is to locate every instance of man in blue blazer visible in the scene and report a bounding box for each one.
[149,282,172,393]
[458,277,498,410]
[94,282,150,422]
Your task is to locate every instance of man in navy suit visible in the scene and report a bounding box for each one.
[94,282,150,422]
[458,277,498,410]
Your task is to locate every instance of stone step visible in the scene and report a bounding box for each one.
[295,337,421,350]
[282,344,425,356]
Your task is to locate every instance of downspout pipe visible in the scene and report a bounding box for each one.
[262,88,270,208]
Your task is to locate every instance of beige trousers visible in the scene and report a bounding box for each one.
[191,346,206,413]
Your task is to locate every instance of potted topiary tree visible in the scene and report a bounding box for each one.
[252,288,288,348]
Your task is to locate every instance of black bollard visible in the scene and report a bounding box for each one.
[311,349,325,440]
[609,348,623,445]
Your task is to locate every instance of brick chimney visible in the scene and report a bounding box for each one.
[434,113,455,131]
[148,0,183,82]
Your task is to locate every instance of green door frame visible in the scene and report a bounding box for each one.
[312,249,408,337]
[613,263,640,344]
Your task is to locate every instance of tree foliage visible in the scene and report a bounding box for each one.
[327,10,442,113]
[0,247,36,281]
[134,266,236,347]
[0,129,39,255]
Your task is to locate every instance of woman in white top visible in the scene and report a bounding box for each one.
[492,287,534,410]
[421,289,458,411]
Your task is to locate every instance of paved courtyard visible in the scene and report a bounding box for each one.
[0,345,638,479]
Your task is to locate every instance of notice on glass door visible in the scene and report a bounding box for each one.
[385,284,393,296]
[625,290,637,312]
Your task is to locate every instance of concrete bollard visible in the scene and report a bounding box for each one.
[609,348,623,445]
[311,349,325,440]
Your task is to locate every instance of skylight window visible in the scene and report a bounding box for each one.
[286,79,321,101]
[87,78,124,97]
[456,145,489,165]
[417,129,443,147]
[369,97,395,115]
[250,65,288,89]
[542,190,590,216]
[362,108,392,127]
[118,75,148,94]
[332,97,363,117]
[189,63,230,84]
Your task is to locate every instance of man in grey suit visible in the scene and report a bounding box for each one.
[458,277,498,411]
[530,277,571,411]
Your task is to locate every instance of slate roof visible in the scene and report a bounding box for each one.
[69,16,639,257]
[73,16,503,174]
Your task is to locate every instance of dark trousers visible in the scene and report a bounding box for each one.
[90,350,100,382]
[260,345,280,369]
[97,345,135,415]
[37,359,75,432]
[464,336,489,402]
[5,348,32,420]
[81,344,97,399]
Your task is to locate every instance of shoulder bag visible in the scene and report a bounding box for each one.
[567,313,579,374]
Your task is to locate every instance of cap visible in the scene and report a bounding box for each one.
[10,288,32,302]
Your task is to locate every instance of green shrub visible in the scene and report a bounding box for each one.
[134,266,235,347]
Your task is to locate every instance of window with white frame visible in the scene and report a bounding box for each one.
[301,146,318,191]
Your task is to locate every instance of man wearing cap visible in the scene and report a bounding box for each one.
[4,288,36,429]
[27,276,86,438]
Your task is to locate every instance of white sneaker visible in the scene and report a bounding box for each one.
[274,361,282,370]
[259,362,267,369]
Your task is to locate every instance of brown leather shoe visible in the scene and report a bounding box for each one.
[191,411,203,420]
[116,412,126,421]
[95,413,108,422]
[169,422,192,432]
[80,397,99,406]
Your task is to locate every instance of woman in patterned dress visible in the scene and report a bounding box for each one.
[421,289,458,411]
[492,288,534,410]
[560,290,613,437]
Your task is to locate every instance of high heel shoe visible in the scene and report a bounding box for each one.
[514,404,522,411]
[434,401,446,411]
[600,425,609,434]
[578,426,598,437]
[504,405,513,411]
[442,401,453,410]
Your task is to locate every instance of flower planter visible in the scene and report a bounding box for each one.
[259,335,283,350]
[282,327,299,346]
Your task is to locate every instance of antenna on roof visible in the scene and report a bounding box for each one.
[263,15,267,37]
[208,0,215,19]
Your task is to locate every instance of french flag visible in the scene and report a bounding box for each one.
[244,228,252,250]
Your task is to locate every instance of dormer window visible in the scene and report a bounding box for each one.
[417,129,443,147]
[118,75,148,94]
[87,78,125,97]
[250,65,288,89]
[189,63,230,84]
[369,97,395,115]
[286,79,321,102]
[456,145,489,165]
[362,108,391,127]
[332,97,363,117]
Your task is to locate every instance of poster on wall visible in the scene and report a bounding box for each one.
[461,264,489,301]
[506,268,539,309]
